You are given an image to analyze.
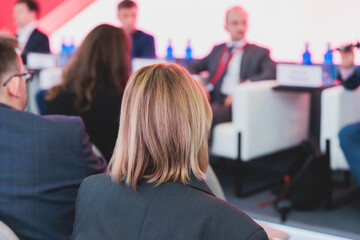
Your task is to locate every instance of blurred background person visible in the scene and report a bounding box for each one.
[337,46,360,89]
[117,0,156,58]
[46,24,131,161]
[189,6,276,129]
[0,34,106,240]
[72,64,268,240]
[13,0,50,65]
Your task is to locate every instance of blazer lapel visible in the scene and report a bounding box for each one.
[23,29,37,54]
[211,44,227,75]
[240,44,250,81]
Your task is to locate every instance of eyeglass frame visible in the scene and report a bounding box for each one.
[2,71,34,87]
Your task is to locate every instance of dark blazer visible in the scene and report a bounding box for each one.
[189,43,276,82]
[73,174,268,240]
[46,90,123,161]
[339,68,360,90]
[189,43,276,102]
[131,30,156,58]
[0,103,106,240]
[21,28,50,65]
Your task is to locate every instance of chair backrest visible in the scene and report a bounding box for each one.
[320,85,360,170]
[205,165,226,201]
[38,67,63,90]
[131,58,173,73]
[232,80,310,160]
[0,221,19,240]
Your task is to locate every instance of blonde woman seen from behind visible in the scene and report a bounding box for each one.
[72,64,268,240]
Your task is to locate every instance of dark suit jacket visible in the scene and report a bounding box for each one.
[21,28,50,65]
[132,30,156,58]
[46,90,123,161]
[0,103,106,240]
[339,68,360,90]
[73,174,268,240]
[189,43,276,102]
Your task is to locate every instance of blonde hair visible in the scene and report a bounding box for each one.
[108,64,212,190]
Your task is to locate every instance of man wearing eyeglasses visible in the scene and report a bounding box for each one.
[0,36,106,240]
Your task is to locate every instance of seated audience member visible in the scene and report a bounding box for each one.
[189,6,276,128]
[72,64,268,240]
[0,36,106,240]
[46,24,131,161]
[338,47,360,185]
[337,46,360,89]
[117,0,156,58]
[13,0,50,65]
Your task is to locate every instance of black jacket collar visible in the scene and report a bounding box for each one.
[0,103,12,109]
[188,178,215,197]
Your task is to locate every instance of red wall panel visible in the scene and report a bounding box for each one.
[0,0,65,34]
[0,0,89,35]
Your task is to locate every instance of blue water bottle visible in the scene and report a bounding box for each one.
[323,43,335,86]
[68,38,77,57]
[166,39,175,62]
[302,42,312,65]
[184,39,193,66]
[59,39,69,67]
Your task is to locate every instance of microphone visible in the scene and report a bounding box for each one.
[334,42,360,52]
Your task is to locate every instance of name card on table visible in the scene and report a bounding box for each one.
[27,53,58,70]
[277,64,323,88]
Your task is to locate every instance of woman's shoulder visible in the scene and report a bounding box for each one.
[151,180,267,239]
[82,173,112,187]
[185,184,267,239]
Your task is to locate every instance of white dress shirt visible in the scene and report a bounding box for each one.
[339,67,355,81]
[17,22,36,51]
[220,40,247,95]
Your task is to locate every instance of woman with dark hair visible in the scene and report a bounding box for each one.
[46,24,131,161]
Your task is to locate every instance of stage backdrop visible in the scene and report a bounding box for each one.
[3,0,360,64]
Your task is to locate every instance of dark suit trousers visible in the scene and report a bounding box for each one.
[211,103,232,127]
[209,103,232,146]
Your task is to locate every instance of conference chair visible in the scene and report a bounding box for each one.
[320,85,360,171]
[34,67,63,115]
[132,58,173,73]
[205,167,290,240]
[320,85,360,206]
[0,221,19,240]
[211,80,310,196]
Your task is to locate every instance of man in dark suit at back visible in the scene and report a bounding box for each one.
[13,0,50,65]
[189,6,276,128]
[0,36,106,240]
[117,0,156,58]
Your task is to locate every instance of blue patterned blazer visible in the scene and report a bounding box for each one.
[0,103,106,240]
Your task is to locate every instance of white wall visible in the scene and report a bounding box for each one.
[50,0,360,64]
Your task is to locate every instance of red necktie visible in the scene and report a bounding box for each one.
[208,44,246,90]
